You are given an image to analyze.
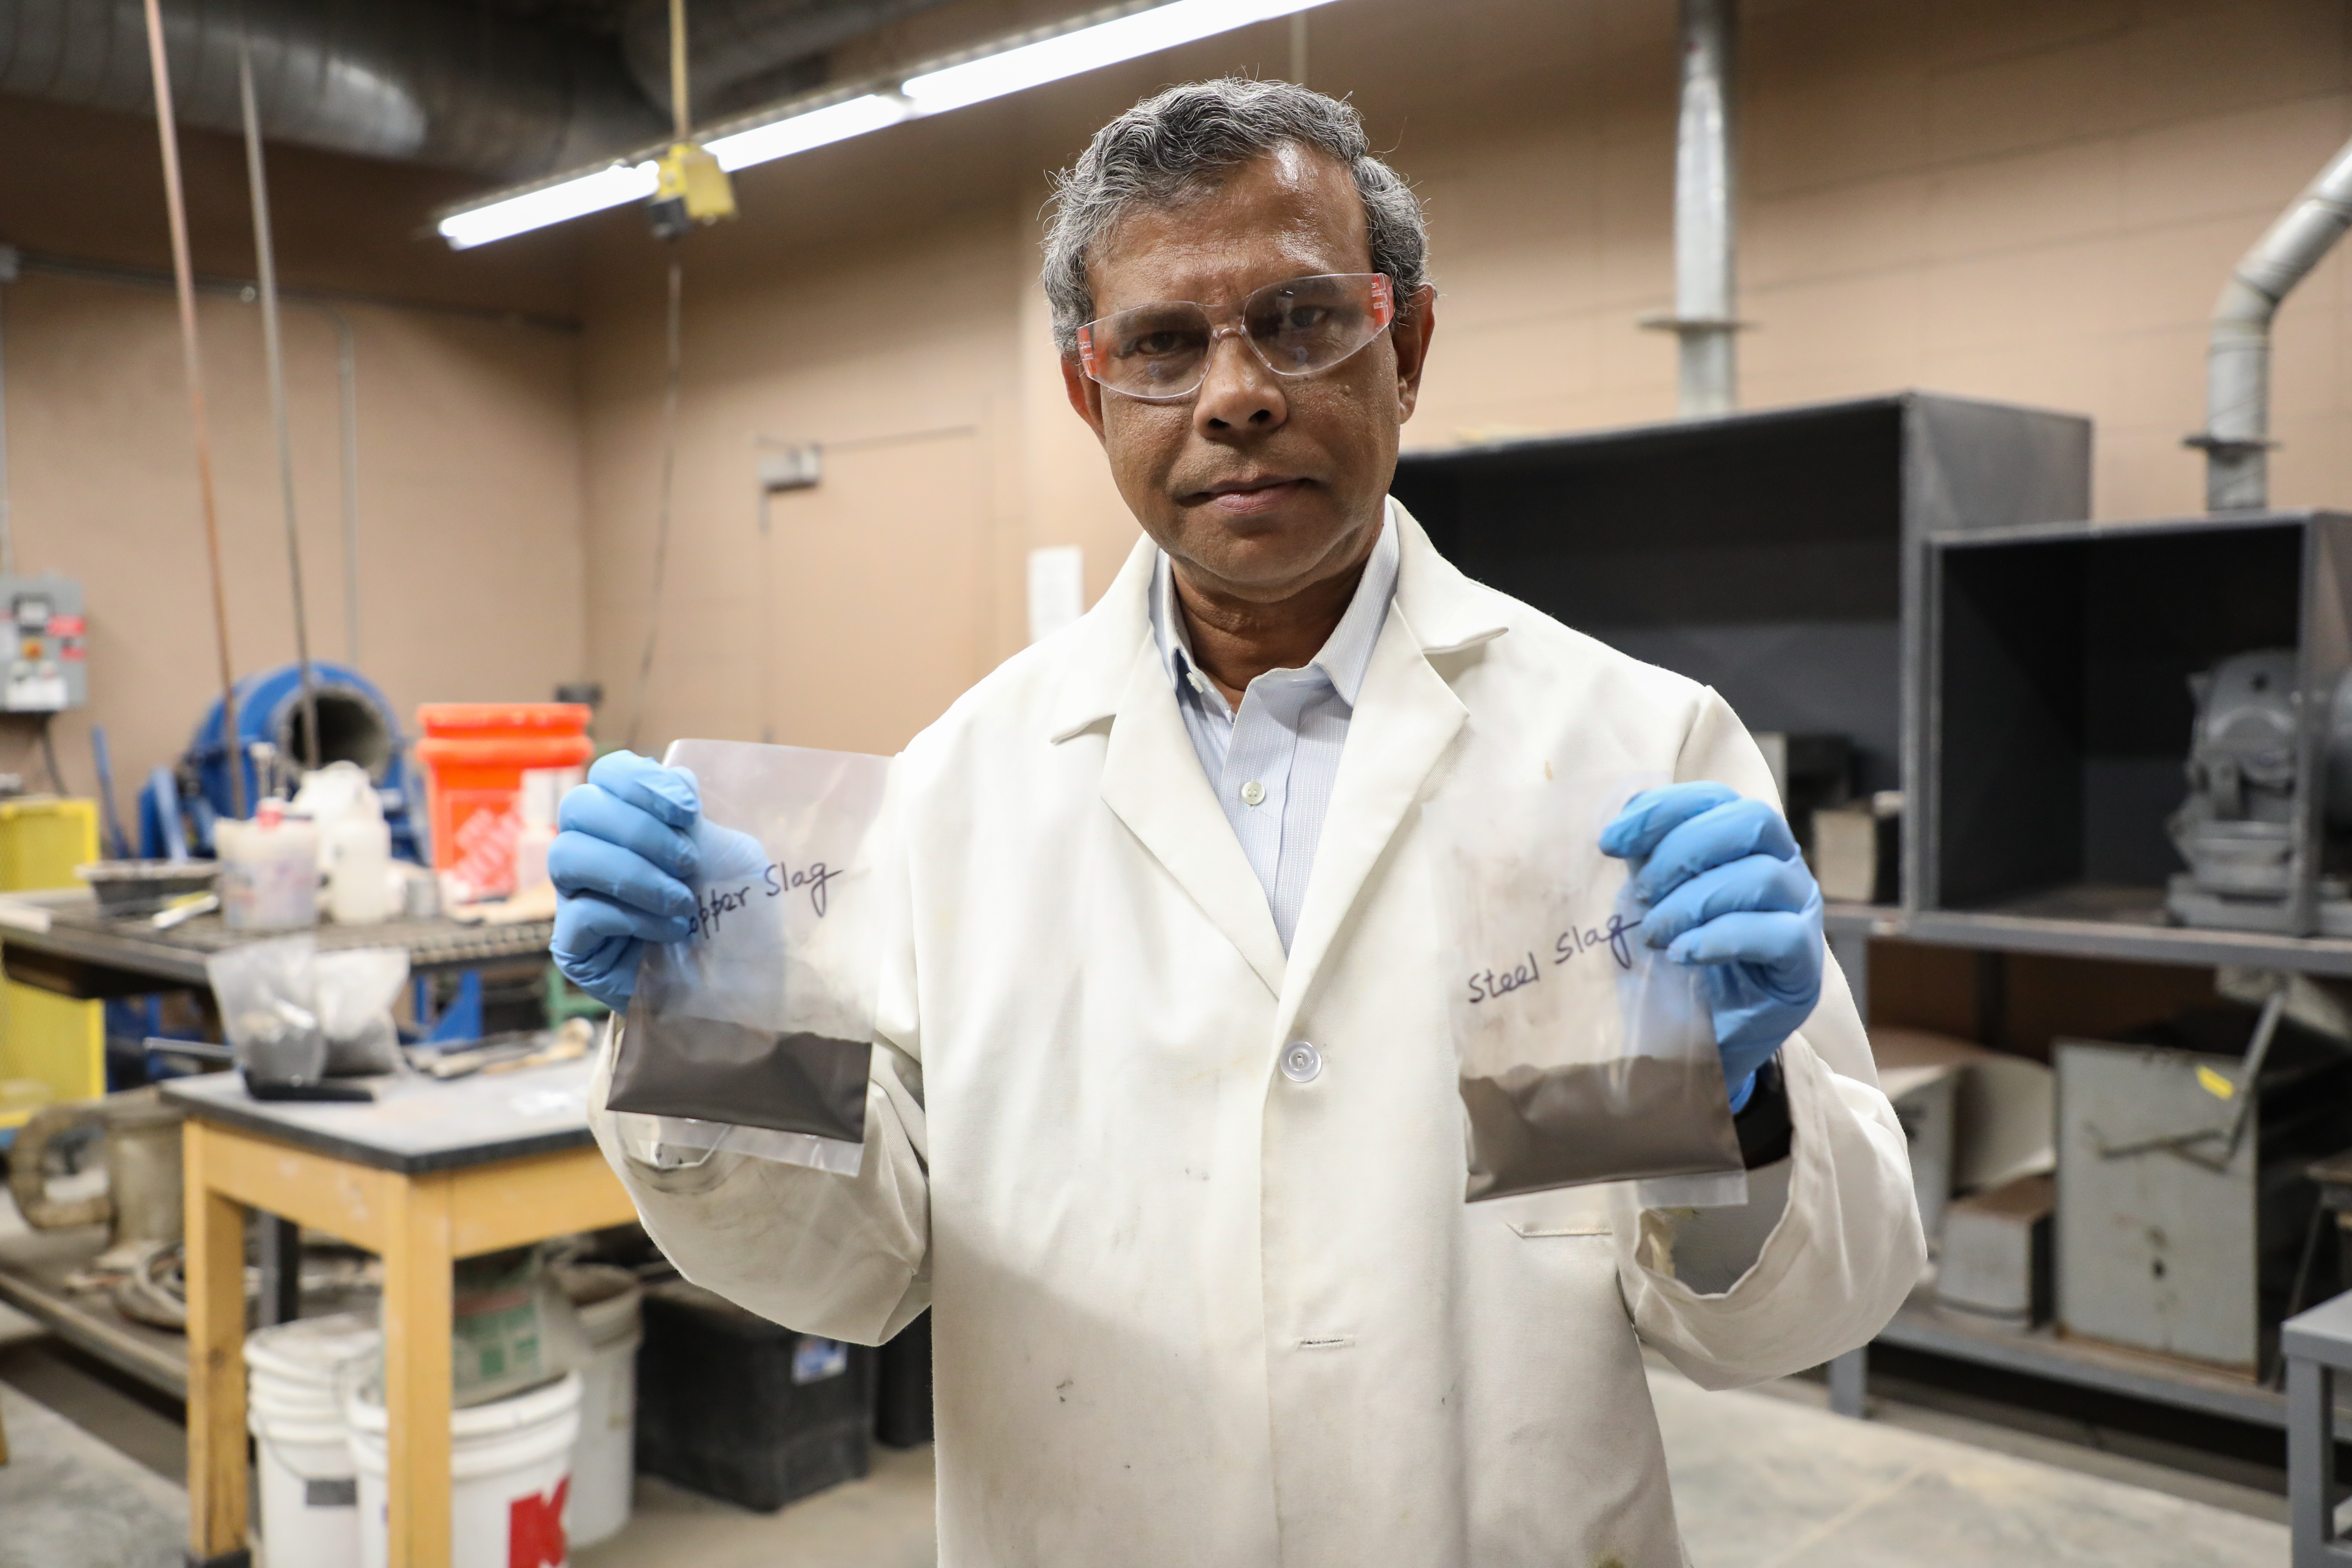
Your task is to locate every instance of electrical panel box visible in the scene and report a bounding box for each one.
[0,573,85,713]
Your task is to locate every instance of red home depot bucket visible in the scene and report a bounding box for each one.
[413,705,593,898]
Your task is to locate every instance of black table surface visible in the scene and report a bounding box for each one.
[160,1056,598,1175]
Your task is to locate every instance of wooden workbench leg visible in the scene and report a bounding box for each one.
[184,1120,253,1568]
[383,1171,455,1568]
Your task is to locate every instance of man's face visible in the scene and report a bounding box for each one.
[1063,144,1437,605]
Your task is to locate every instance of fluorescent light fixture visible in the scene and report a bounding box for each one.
[439,0,1345,246]
[904,0,1339,114]
[707,93,911,172]
[440,161,658,249]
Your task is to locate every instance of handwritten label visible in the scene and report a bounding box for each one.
[688,858,845,939]
[1465,912,1635,1003]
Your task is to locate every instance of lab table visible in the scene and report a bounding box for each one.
[160,1059,638,1568]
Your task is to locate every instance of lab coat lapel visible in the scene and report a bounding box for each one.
[1273,601,1465,1035]
[1274,507,1506,1037]
[1097,626,1289,1002]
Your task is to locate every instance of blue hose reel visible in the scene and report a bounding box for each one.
[140,660,424,862]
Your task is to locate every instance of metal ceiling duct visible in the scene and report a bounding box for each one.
[1643,0,1740,419]
[0,0,666,178]
[617,0,958,120]
[2193,134,2352,511]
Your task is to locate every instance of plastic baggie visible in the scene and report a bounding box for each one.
[209,936,413,1084]
[207,934,328,1086]
[312,947,411,1076]
[606,740,892,1178]
[1422,776,1747,1208]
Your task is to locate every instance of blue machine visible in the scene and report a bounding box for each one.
[140,660,424,861]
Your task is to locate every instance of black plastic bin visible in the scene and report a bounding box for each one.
[634,1279,875,1511]
[874,1309,934,1448]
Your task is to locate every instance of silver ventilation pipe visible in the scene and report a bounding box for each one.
[0,0,665,178]
[2192,135,2352,511]
[618,0,959,120]
[1664,0,1740,417]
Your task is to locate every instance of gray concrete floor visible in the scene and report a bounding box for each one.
[0,1293,2300,1567]
[0,1378,187,1568]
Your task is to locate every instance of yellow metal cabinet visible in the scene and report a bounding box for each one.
[0,798,102,1128]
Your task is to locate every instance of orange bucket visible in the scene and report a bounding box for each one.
[413,704,593,896]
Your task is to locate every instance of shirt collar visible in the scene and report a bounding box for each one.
[1148,502,1401,710]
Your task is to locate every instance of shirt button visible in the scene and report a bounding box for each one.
[1240,780,1266,807]
[1280,1041,1323,1084]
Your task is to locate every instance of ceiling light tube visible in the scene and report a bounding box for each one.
[437,0,1346,246]
[903,0,1340,115]
[705,93,911,173]
[440,161,659,249]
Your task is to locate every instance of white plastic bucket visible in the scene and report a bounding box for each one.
[347,1371,582,1568]
[246,1314,380,1568]
[554,1265,642,1548]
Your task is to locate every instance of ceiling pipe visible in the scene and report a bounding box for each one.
[1645,0,1741,418]
[2190,135,2352,511]
[0,0,665,178]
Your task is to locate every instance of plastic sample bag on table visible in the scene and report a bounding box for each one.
[606,740,891,1177]
[1423,777,1746,1207]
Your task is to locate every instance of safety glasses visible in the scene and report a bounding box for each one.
[1076,272,1397,402]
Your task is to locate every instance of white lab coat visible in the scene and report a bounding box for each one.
[590,500,1924,1567]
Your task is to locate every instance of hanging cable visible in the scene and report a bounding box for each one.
[141,0,244,818]
[626,0,695,756]
[626,255,684,755]
[237,14,320,771]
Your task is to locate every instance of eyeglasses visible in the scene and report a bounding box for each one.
[1076,272,1397,402]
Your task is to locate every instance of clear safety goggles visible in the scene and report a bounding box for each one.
[1076,272,1397,402]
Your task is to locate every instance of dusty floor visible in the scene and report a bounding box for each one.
[0,1306,2296,1568]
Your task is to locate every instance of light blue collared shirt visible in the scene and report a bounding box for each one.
[1149,507,1401,952]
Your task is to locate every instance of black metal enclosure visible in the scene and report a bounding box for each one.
[1390,393,2092,839]
[1919,510,2352,930]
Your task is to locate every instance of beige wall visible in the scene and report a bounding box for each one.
[571,0,2352,758]
[7,0,2352,789]
[0,98,589,823]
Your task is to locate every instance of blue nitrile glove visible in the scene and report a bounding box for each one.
[1598,781,1825,1112]
[548,751,702,1011]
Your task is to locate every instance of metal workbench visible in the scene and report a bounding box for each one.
[0,885,553,998]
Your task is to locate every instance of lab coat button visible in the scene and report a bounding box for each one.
[1280,1041,1322,1083]
[1240,780,1266,807]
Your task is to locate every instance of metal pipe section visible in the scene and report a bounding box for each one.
[1672,0,1738,417]
[237,22,318,773]
[140,0,241,817]
[0,0,664,178]
[2196,135,2352,511]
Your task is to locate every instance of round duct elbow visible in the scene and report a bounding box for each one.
[0,0,667,179]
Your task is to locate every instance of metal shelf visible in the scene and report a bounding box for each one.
[1822,897,2352,977]
[0,1249,188,1398]
[1870,1301,2290,1427]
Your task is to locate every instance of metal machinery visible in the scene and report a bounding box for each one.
[2057,1004,2352,1373]
[2167,648,2352,934]
[140,659,422,861]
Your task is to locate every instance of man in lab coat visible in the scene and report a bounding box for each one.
[552,78,1922,1567]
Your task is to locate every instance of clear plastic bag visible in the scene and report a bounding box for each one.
[607,740,892,1177]
[312,947,411,1076]
[1423,777,1746,1206]
[207,933,327,1086]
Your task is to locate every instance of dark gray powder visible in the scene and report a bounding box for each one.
[608,1013,869,1145]
[1461,1052,1742,1201]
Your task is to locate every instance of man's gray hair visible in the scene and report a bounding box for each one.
[1042,77,1428,351]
